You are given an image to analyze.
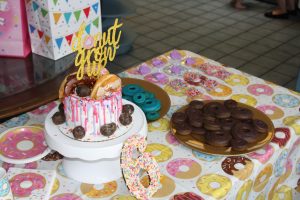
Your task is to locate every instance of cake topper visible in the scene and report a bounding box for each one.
[72,18,123,80]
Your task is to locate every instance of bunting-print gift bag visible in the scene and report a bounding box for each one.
[0,0,31,57]
[25,0,101,60]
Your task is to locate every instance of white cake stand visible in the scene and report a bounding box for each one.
[44,99,147,184]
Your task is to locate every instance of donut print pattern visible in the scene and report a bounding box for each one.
[196,174,232,199]
[248,144,274,164]
[253,163,273,192]
[274,149,288,177]
[198,63,231,80]
[0,178,10,197]
[50,193,82,200]
[208,84,232,97]
[221,156,254,180]
[283,116,300,135]
[31,102,57,115]
[145,143,173,162]
[167,50,186,61]
[272,128,291,148]
[256,105,284,120]
[192,150,222,162]
[163,64,187,76]
[171,192,204,200]
[186,87,212,102]
[225,74,249,86]
[247,84,274,96]
[50,178,60,195]
[236,179,253,200]
[10,172,46,197]
[3,113,29,128]
[148,118,170,132]
[80,181,117,198]
[272,94,300,108]
[231,94,257,106]
[167,158,201,179]
[127,63,151,75]
[144,72,169,85]
[149,56,168,68]
[2,162,38,171]
[164,79,189,97]
[165,132,180,146]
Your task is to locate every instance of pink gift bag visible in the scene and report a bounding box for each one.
[0,0,31,57]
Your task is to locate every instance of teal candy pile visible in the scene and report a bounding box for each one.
[122,84,161,121]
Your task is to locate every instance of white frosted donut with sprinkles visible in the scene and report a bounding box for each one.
[121,135,161,200]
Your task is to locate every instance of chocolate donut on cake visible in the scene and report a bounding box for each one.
[53,70,134,141]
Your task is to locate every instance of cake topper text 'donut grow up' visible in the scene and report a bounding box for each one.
[72,18,123,80]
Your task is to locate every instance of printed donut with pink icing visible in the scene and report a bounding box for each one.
[50,193,83,200]
[247,84,274,96]
[165,132,180,146]
[166,158,201,179]
[256,105,284,120]
[248,144,274,164]
[10,172,46,197]
[2,162,38,172]
[0,130,48,159]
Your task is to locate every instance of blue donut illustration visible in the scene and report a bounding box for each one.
[272,94,300,108]
[3,113,29,128]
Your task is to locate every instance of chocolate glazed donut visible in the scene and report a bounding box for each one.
[205,131,232,147]
[232,122,258,143]
[231,107,253,120]
[221,156,251,175]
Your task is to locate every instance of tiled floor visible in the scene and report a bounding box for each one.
[110,0,300,91]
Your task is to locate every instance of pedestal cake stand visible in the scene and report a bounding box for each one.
[44,99,147,184]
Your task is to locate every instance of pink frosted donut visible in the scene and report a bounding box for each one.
[144,72,169,85]
[0,129,47,159]
[10,172,46,197]
[247,84,274,96]
[256,105,284,120]
[199,63,231,80]
[31,102,57,115]
[248,144,274,164]
[2,162,38,171]
[165,132,180,146]
[186,87,212,101]
[167,158,201,179]
[50,193,82,200]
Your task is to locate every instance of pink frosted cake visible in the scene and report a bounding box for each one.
[52,72,134,141]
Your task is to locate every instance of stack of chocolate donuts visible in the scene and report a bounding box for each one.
[171,100,269,151]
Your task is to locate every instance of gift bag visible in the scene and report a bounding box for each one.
[25,0,102,60]
[0,0,31,58]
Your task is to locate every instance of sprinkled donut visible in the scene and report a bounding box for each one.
[2,162,38,172]
[198,63,231,80]
[0,177,10,197]
[253,163,273,192]
[31,102,57,115]
[273,94,300,108]
[121,135,160,200]
[221,156,254,180]
[186,87,212,102]
[80,181,117,198]
[50,193,82,200]
[196,174,231,199]
[247,84,274,96]
[141,174,175,198]
[145,143,173,162]
[272,128,291,148]
[144,72,169,85]
[225,74,249,86]
[3,113,29,128]
[148,118,170,132]
[274,149,288,177]
[163,64,187,76]
[10,172,46,197]
[166,158,201,179]
[231,94,257,106]
[164,79,189,97]
[192,150,221,162]
[283,116,300,135]
[248,144,274,164]
[0,128,48,159]
[165,132,180,146]
[256,105,284,120]
[184,72,218,90]
[208,84,232,97]
[236,179,253,200]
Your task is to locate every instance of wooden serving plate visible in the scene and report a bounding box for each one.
[121,78,171,122]
[171,100,275,155]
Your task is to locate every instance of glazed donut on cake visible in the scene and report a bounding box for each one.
[221,156,254,180]
[80,181,117,198]
[253,163,273,192]
[196,174,232,199]
[167,158,201,179]
[10,173,46,197]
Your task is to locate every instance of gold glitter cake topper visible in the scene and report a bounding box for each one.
[72,18,123,80]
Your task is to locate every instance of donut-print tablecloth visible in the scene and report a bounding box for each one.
[1,50,300,200]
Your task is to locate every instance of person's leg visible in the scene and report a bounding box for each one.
[231,0,246,9]
[265,0,289,18]
[287,0,296,10]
